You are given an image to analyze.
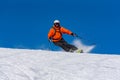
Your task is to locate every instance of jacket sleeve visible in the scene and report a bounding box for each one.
[61,27,73,35]
[48,28,54,39]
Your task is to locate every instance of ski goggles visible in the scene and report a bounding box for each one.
[54,23,60,25]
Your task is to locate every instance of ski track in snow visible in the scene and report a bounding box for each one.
[0,48,120,80]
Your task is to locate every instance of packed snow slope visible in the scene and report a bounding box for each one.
[0,48,120,80]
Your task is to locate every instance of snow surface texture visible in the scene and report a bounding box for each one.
[0,48,120,80]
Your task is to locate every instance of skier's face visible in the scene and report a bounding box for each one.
[54,23,60,27]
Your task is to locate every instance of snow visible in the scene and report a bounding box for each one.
[73,39,95,53]
[0,48,120,80]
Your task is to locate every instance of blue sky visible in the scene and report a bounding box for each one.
[0,0,120,54]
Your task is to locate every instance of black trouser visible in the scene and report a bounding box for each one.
[53,38,78,52]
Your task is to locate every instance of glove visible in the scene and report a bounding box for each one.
[71,33,78,37]
[48,37,52,42]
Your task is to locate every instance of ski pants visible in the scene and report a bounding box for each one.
[53,38,78,52]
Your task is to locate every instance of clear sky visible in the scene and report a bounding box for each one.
[0,0,120,54]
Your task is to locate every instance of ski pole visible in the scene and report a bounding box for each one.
[48,40,53,50]
[75,34,96,45]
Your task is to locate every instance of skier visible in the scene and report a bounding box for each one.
[48,20,83,53]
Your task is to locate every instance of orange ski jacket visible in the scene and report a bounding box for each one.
[48,26,72,42]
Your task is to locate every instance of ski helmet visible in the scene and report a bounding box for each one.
[54,20,60,24]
